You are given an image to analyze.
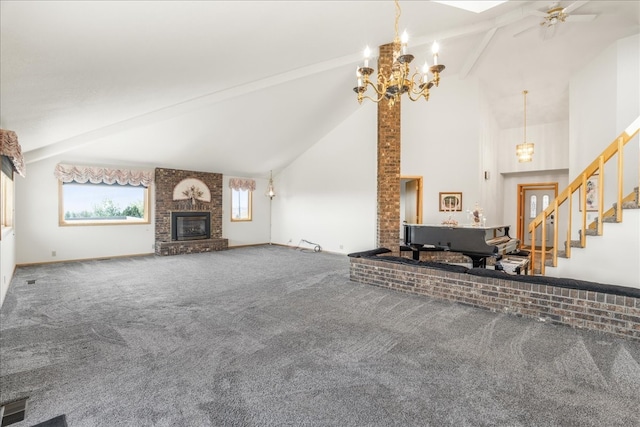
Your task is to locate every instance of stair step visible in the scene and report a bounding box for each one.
[570,240,584,248]
[584,229,598,236]
[602,216,619,223]
[556,250,568,258]
[611,201,639,210]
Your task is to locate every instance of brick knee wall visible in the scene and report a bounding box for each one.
[350,257,640,341]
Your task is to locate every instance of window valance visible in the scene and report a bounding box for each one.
[54,163,154,187]
[0,129,26,177]
[229,178,256,191]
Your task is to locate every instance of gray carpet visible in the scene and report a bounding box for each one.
[1,245,639,426]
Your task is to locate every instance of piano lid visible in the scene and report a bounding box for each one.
[404,223,511,231]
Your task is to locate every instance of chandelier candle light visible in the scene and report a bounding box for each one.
[516,90,534,163]
[353,0,445,106]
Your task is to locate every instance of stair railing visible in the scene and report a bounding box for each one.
[528,116,639,275]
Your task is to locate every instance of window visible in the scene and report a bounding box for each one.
[231,188,252,221]
[1,166,13,233]
[59,182,150,226]
[54,163,153,226]
[529,195,537,219]
[229,177,255,222]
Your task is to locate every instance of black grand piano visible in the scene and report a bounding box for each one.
[403,224,520,267]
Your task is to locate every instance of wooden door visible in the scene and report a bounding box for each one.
[518,183,558,248]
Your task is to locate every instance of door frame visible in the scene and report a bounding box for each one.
[517,182,558,246]
[401,176,423,225]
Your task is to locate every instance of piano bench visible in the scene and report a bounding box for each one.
[496,256,530,275]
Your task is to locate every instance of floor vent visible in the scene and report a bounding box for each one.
[26,279,36,285]
[0,397,28,426]
[31,414,68,427]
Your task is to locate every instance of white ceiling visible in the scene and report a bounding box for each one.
[1,1,638,177]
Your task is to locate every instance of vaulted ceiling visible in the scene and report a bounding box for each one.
[1,1,638,177]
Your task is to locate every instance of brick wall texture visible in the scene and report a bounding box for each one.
[350,257,640,341]
[377,42,401,254]
[154,167,228,255]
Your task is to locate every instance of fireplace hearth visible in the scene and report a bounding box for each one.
[171,211,211,241]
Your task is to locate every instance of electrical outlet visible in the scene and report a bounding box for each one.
[51,250,56,257]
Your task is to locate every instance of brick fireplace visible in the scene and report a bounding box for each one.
[154,167,228,256]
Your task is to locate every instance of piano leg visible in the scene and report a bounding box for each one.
[408,244,421,260]
[468,255,486,269]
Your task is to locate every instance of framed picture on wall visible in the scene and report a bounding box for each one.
[580,173,599,211]
[439,192,462,212]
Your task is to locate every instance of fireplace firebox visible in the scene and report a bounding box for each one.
[171,211,211,241]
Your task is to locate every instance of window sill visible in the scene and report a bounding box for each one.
[59,219,150,227]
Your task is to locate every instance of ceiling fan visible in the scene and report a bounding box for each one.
[515,1,598,40]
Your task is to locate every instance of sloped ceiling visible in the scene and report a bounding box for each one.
[1,1,638,177]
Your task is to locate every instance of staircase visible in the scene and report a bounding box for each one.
[560,187,639,254]
[527,117,640,288]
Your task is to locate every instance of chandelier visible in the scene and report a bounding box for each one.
[353,0,445,106]
[516,90,534,163]
[266,170,276,200]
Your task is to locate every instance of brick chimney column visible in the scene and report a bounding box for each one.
[376,42,401,254]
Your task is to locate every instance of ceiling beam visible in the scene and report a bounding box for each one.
[24,51,363,164]
[459,27,498,79]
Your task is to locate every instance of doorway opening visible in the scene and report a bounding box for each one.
[400,176,423,241]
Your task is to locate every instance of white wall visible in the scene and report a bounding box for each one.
[478,89,502,225]
[403,75,484,225]
[499,120,570,175]
[271,104,377,254]
[570,34,639,203]
[16,156,155,264]
[222,176,271,247]
[616,34,640,198]
[570,43,619,177]
[546,210,640,289]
